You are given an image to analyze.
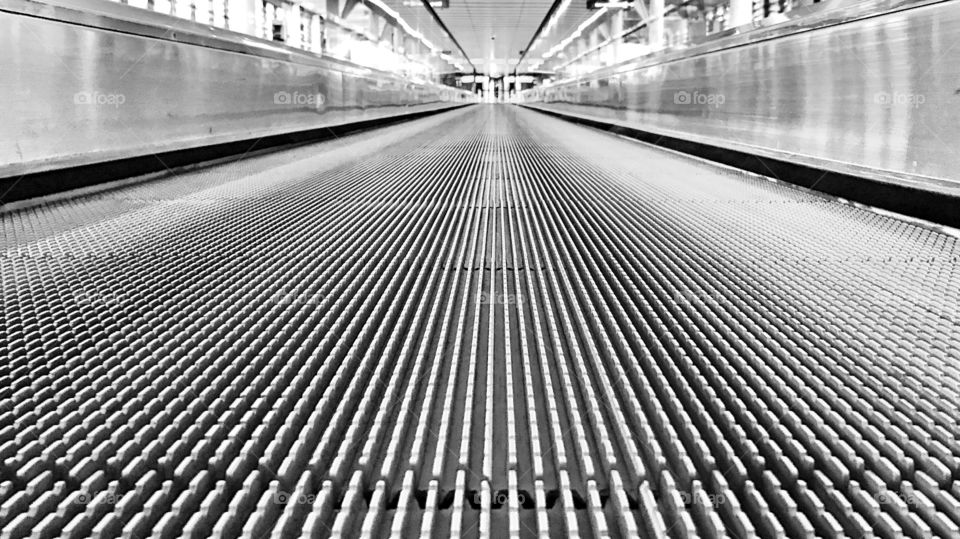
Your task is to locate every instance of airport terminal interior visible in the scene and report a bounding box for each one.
[2,0,960,537]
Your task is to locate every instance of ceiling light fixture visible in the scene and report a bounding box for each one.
[540,6,609,60]
[401,0,448,6]
[587,0,633,8]
[515,0,572,70]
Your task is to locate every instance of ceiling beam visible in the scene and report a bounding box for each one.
[516,0,565,70]
[419,0,476,73]
[341,0,362,18]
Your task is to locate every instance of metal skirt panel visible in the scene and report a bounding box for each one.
[524,0,960,197]
[0,5,472,178]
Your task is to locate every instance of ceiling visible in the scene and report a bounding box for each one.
[380,0,597,74]
[520,1,597,69]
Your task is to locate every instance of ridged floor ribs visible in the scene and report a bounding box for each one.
[2,105,960,538]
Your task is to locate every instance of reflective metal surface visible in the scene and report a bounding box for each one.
[0,0,475,178]
[521,0,960,196]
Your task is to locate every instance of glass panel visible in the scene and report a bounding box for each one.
[212,0,226,28]
[154,0,172,16]
[526,0,835,82]
[90,0,469,84]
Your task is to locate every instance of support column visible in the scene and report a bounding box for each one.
[728,0,753,28]
[609,9,623,64]
[227,0,257,35]
[576,35,588,63]
[393,25,404,54]
[339,0,360,18]
[588,28,600,86]
[370,13,384,42]
[574,35,588,82]
[310,13,322,53]
[648,0,665,51]
[589,27,599,54]
[286,2,302,48]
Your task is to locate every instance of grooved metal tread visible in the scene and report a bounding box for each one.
[2,105,960,539]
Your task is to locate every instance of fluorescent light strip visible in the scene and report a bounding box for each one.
[366,0,446,55]
[517,0,572,70]
[538,0,690,72]
[541,7,609,60]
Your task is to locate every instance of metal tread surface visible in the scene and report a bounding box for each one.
[2,105,960,538]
